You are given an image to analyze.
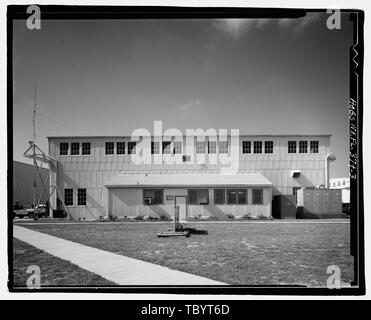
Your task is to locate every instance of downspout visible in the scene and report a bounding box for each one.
[325,153,336,188]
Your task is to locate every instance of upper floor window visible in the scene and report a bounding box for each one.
[299,141,308,153]
[151,141,160,154]
[173,141,182,154]
[60,143,69,156]
[128,141,136,155]
[196,141,206,154]
[310,141,319,153]
[253,141,262,154]
[219,141,228,154]
[71,142,80,155]
[208,141,217,154]
[117,142,125,155]
[162,141,172,154]
[105,142,114,155]
[288,141,297,153]
[242,141,251,154]
[264,141,273,154]
[82,142,91,155]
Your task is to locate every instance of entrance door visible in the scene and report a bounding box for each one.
[175,196,187,221]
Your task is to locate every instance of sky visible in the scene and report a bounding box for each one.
[12,12,354,178]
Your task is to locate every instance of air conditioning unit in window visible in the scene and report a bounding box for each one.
[291,170,301,178]
[144,197,152,205]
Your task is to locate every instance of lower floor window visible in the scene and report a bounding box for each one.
[252,189,263,205]
[214,189,225,204]
[227,189,247,204]
[64,189,73,206]
[143,189,163,205]
[188,189,209,205]
[78,189,86,206]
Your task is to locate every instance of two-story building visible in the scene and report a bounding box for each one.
[47,134,334,220]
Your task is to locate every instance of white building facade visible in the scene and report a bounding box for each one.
[48,134,333,220]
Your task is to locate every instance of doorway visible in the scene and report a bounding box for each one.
[175,196,187,221]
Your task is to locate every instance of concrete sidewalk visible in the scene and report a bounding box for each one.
[13,225,226,286]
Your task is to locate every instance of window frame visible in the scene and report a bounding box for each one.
[242,141,251,154]
[288,141,297,154]
[70,142,80,156]
[253,141,262,154]
[173,141,182,154]
[60,142,69,156]
[208,141,217,154]
[116,142,125,155]
[299,140,308,154]
[77,188,86,206]
[82,142,91,156]
[162,141,172,154]
[151,141,160,155]
[196,141,206,154]
[252,189,264,205]
[227,189,247,205]
[310,140,319,153]
[187,189,209,205]
[64,188,73,206]
[143,189,164,205]
[128,141,137,155]
[214,189,225,204]
[219,141,228,154]
[264,141,273,154]
[105,142,115,155]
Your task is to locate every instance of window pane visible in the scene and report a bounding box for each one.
[128,142,136,154]
[214,189,225,204]
[105,142,114,155]
[71,142,80,155]
[242,141,251,154]
[264,141,273,154]
[154,190,163,204]
[254,141,262,154]
[252,189,263,205]
[151,141,160,154]
[117,142,125,154]
[198,189,209,204]
[288,141,296,153]
[219,141,228,154]
[60,143,69,155]
[188,189,198,204]
[64,189,73,206]
[82,142,91,155]
[162,141,171,154]
[208,141,217,154]
[227,190,237,204]
[173,141,182,154]
[299,141,308,153]
[77,189,86,206]
[237,190,247,204]
[196,141,206,154]
[310,140,319,153]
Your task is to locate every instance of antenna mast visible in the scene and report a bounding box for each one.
[32,85,37,211]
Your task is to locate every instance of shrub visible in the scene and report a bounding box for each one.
[109,215,118,221]
[227,214,235,219]
[134,215,144,221]
[242,214,253,220]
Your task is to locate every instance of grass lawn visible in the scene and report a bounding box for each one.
[19,221,353,286]
[12,238,115,287]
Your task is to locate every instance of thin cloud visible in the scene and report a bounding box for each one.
[179,99,201,113]
[214,13,321,38]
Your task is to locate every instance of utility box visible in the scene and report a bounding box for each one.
[272,195,297,219]
[296,189,344,218]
